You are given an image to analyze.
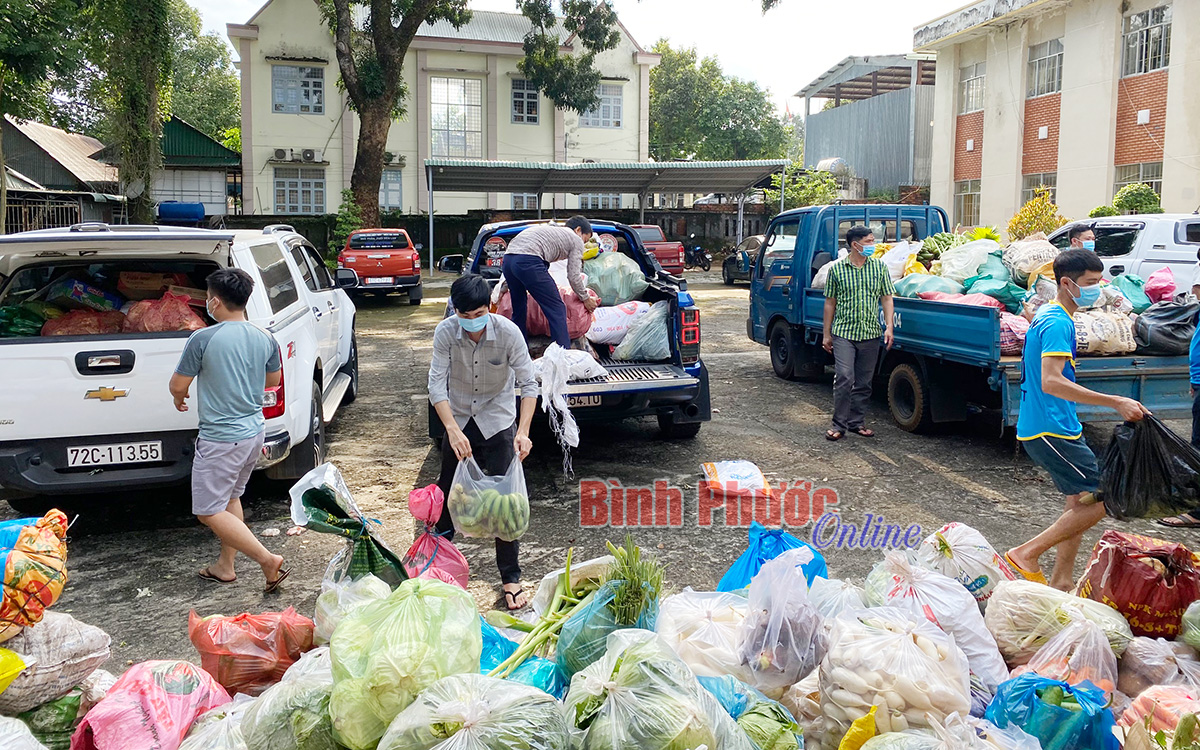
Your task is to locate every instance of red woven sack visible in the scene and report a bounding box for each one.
[498,286,599,340]
[123,291,206,333]
[187,607,314,695]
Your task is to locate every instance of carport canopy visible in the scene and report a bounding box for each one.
[423,158,789,263]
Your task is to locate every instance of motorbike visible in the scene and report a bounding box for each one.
[684,234,712,271]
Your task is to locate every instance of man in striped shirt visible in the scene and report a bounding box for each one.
[822,226,895,441]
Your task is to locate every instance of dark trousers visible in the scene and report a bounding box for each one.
[1192,385,1200,449]
[502,253,571,348]
[436,418,521,584]
[832,336,881,431]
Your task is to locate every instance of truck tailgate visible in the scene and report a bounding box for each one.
[565,360,699,396]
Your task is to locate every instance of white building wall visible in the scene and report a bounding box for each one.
[1162,0,1200,213]
[151,169,228,216]
[979,26,1027,226]
[928,47,958,217]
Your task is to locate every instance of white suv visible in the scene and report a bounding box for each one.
[1049,214,1200,283]
[0,223,359,512]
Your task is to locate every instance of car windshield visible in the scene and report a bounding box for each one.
[349,232,409,250]
[634,227,665,242]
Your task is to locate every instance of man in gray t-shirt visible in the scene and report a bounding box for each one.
[170,268,289,593]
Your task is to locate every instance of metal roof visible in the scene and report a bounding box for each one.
[90,117,240,168]
[4,116,118,188]
[4,167,45,192]
[418,10,569,44]
[424,159,789,195]
[796,55,936,101]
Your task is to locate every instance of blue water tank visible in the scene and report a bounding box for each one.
[157,201,206,226]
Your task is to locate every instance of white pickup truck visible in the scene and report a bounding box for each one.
[0,223,359,513]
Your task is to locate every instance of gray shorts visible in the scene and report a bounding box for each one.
[191,431,265,516]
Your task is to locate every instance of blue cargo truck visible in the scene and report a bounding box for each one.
[747,204,1191,433]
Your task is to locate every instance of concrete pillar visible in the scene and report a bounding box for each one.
[341,94,355,193]
[238,37,255,214]
[979,23,1027,228]
[928,47,959,216]
[487,54,499,209]
[1162,0,1200,213]
[416,50,430,211]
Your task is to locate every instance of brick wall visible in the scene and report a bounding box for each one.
[1115,70,1167,166]
[1022,93,1061,174]
[954,111,984,181]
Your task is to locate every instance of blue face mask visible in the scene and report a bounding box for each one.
[1082,240,1096,251]
[859,244,875,256]
[458,313,489,332]
[1071,280,1102,307]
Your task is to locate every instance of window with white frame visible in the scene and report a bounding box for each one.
[580,84,623,128]
[431,77,483,158]
[272,65,324,114]
[1027,39,1063,97]
[511,79,539,124]
[1114,162,1163,196]
[1021,173,1057,204]
[511,193,538,210]
[579,193,620,210]
[954,179,981,227]
[958,62,986,115]
[1122,6,1172,77]
[379,168,403,210]
[274,167,326,214]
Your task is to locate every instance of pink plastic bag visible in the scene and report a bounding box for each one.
[1146,267,1176,303]
[71,660,230,750]
[917,291,1006,308]
[403,484,469,589]
[498,286,599,340]
[1000,312,1030,355]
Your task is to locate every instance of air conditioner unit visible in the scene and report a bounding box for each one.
[272,148,294,162]
[301,148,323,163]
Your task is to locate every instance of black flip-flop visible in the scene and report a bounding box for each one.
[198,567,236,584]
[503,587,527,611]
[264,566,291,593]
[826,430,844,441]
[852,427,876,438]
[1157,513,1200,529]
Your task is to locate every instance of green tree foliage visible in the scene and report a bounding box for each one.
[517,0,619,114]
[1113,183,1164,214]
[1089,204,1119,218]
[648,40,788,162]
[783,110,804,163]
[762,163,838,214]
[0,0,83,232]
[167,0,240,139]
[332,189,364,256]
[1007,187,1068,242]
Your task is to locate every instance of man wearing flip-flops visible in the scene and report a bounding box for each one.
[1004,250,1149,591]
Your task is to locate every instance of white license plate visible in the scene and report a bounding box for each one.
[67,441,163,468]
[567,394,602,407]
[366,277,393,284]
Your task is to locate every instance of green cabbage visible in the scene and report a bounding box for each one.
[330,578,481,750]
[378,673,567,750]
[240,678,335,750]
[736,701,801,750]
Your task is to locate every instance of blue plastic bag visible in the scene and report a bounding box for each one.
[555,580,657,678]
[718,522,828,592]
[478,617,568,699]
[984,673,1117,750]
[699,675,804,749]
[698,675,764,720]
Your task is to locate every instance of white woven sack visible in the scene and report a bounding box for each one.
[0,612,111,714]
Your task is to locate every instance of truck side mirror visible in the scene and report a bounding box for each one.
[334,268,359,290]
[414,243,424,251]
[436,255,465,275]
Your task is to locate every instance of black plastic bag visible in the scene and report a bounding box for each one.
[1100,415,1200,520]
[1133,300,1200,355]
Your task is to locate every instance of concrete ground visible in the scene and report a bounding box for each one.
[10,271,1198,666]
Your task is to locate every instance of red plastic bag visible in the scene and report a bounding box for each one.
[403,484,469,589]
[1074,530,1200,637]
[123,292,206,333]
[498,286,599,340]
[70,660,230,750]
[41,310,125,336]
[917,291,1006,308]
[187,607,314,695]
[1145,267,1177,303]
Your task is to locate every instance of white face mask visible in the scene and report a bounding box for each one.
[206,298,217,318]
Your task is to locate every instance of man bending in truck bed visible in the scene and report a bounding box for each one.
[502,216,599,348]
[170,268,289,593]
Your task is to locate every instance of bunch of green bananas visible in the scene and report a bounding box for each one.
[916,232,969,268]
[448,483,530,541]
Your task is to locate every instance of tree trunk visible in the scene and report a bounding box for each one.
[350,102,391,227]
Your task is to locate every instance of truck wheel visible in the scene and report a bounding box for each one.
[888,363,932,432]
[769,322,797,380]
[722,262,734,286]
[657,413,701,439]
[338,335,358,404]
[267,381,326,480]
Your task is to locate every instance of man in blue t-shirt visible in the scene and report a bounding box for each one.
[1157,317,1200,528]
[170,268,289,593]
[1005,249,1149,590]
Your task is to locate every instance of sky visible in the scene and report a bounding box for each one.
[194,0,955,115]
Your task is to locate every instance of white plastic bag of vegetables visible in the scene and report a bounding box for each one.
[808,577,866,621]
[914,522,1017,613]
[314,573,392,645]
[377,673,568,750]
[939,239,999,283]
[655,588,753,682]
[448,457,530,542]
[865,551,1009,691]
[563,629,756,750]
[983,580,1134,665]
[240,674,336,750]
[330,578,483,750]
[737,550,826,695]
[178,693,256,750]
[818,607,972,746]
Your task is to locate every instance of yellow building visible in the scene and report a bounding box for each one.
[228,7,657,217]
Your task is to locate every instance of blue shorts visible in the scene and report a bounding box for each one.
[1021,435,1100,496]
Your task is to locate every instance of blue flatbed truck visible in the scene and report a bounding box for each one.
[747,204,1191,433]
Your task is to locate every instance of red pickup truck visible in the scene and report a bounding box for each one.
[338,228,422,304]
[631,225,685,275]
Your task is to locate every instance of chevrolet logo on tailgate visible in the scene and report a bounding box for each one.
[85,387,129,402]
